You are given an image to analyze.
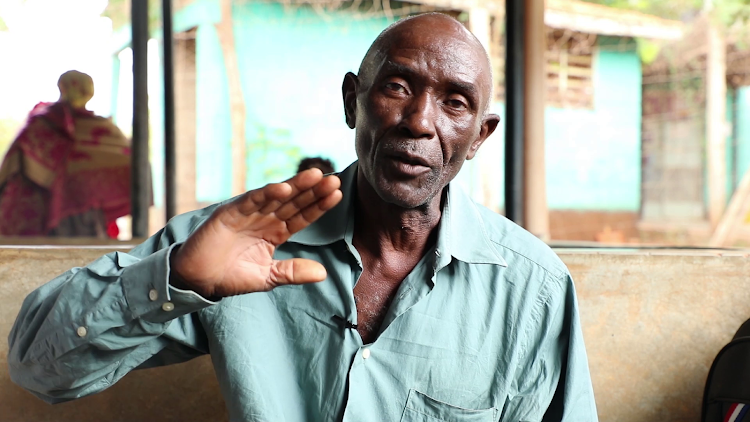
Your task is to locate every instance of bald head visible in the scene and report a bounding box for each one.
[58,70,94,110]
[357,13,493,112]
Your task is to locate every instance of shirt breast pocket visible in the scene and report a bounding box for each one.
[400,389,497,422]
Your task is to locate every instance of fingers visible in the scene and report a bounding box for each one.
[285,189,343,234]
[274,174,341,220]
[270,258,328,285]
[239,182,293,215]
[258,168,325,214]
[237,169,332,216]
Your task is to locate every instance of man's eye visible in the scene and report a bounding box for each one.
[385,82,406,93]
[445,98,468,110]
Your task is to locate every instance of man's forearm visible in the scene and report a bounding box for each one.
[7,243,213,403]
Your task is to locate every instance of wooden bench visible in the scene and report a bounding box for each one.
[1,246,749,421]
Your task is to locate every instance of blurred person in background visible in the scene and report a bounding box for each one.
[297,156,335,174]
[0,70,130,238]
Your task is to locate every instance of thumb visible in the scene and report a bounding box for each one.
[270,258,328,285]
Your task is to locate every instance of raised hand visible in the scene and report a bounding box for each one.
[170,168,342,299]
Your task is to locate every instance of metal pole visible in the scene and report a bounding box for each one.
[163,0,177,221]
[131,0,150,238]
[504,0,525,226]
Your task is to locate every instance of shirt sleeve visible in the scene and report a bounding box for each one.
[7,205,220,404]
[504,272,599,422]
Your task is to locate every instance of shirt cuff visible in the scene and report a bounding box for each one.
[122,243,218,324]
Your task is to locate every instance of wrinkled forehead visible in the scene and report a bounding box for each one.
[368,26,492,93]
[362,17,491,87]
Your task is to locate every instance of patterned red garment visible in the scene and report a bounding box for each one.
[0,102,131,236]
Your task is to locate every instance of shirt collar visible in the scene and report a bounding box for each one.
[437,181,508,268]
[287,162,357,246]
[288,161,508,268]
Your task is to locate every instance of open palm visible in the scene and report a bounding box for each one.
[170,169,342,298]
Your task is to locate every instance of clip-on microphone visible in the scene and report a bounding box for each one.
[331,315,358,330]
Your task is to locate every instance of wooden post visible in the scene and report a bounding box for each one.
[175,29,198,215]
[523,0,549,241]
[706,21,727,226]
[709,166,750,247]
[216,0,247,196]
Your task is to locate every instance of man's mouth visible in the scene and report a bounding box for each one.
[385,151,431,177]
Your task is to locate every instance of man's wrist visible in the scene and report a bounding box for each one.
[168,245,221,302]
[168,244,191,290]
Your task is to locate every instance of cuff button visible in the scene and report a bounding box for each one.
[76,326,88,337]
[162,302,175,312]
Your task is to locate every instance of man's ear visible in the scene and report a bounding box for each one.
[467,113,500,160]
[342,72,359,129]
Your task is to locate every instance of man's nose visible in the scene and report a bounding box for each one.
[398,93,437,139]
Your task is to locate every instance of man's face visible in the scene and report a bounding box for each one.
[343,16,499,209]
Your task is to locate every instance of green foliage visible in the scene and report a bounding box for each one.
[583,0,750,27]
[584,0,750,61]
[582,0,703,20]
[636,38,661,64]
[0,14,8,31]
[249,125,302,183]
[714,0,750,27]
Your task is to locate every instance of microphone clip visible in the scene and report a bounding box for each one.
[332,315,358,330]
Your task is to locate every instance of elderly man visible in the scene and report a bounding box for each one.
[9,13,597,421]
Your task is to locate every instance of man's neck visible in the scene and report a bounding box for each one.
[352,171,444,259]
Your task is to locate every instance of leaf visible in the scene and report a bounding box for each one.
[636,38,661,65]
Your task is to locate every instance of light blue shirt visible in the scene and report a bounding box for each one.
[9,162,597,421]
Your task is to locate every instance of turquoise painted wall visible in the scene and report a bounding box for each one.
[734,87,750,189]
[165,3,643,211]
[545,49,642,211]
[194,24,234,202]
[479,47,643,212]
[717,87,750,203]
[177,2,393,202]
[727,89,735,201]
[231,3,393,194]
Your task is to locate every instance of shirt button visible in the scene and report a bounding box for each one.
[148,289,159,301]
[76,326,88,337]
[362,348,371,359]
[162,302,175,312]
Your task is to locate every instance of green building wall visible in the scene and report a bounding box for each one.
[175,2,393,202]
[731,87,750,196]
[545,48,642,211]
[144,1,644,212]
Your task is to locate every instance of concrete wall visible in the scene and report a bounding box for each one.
[3,247,750,421]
